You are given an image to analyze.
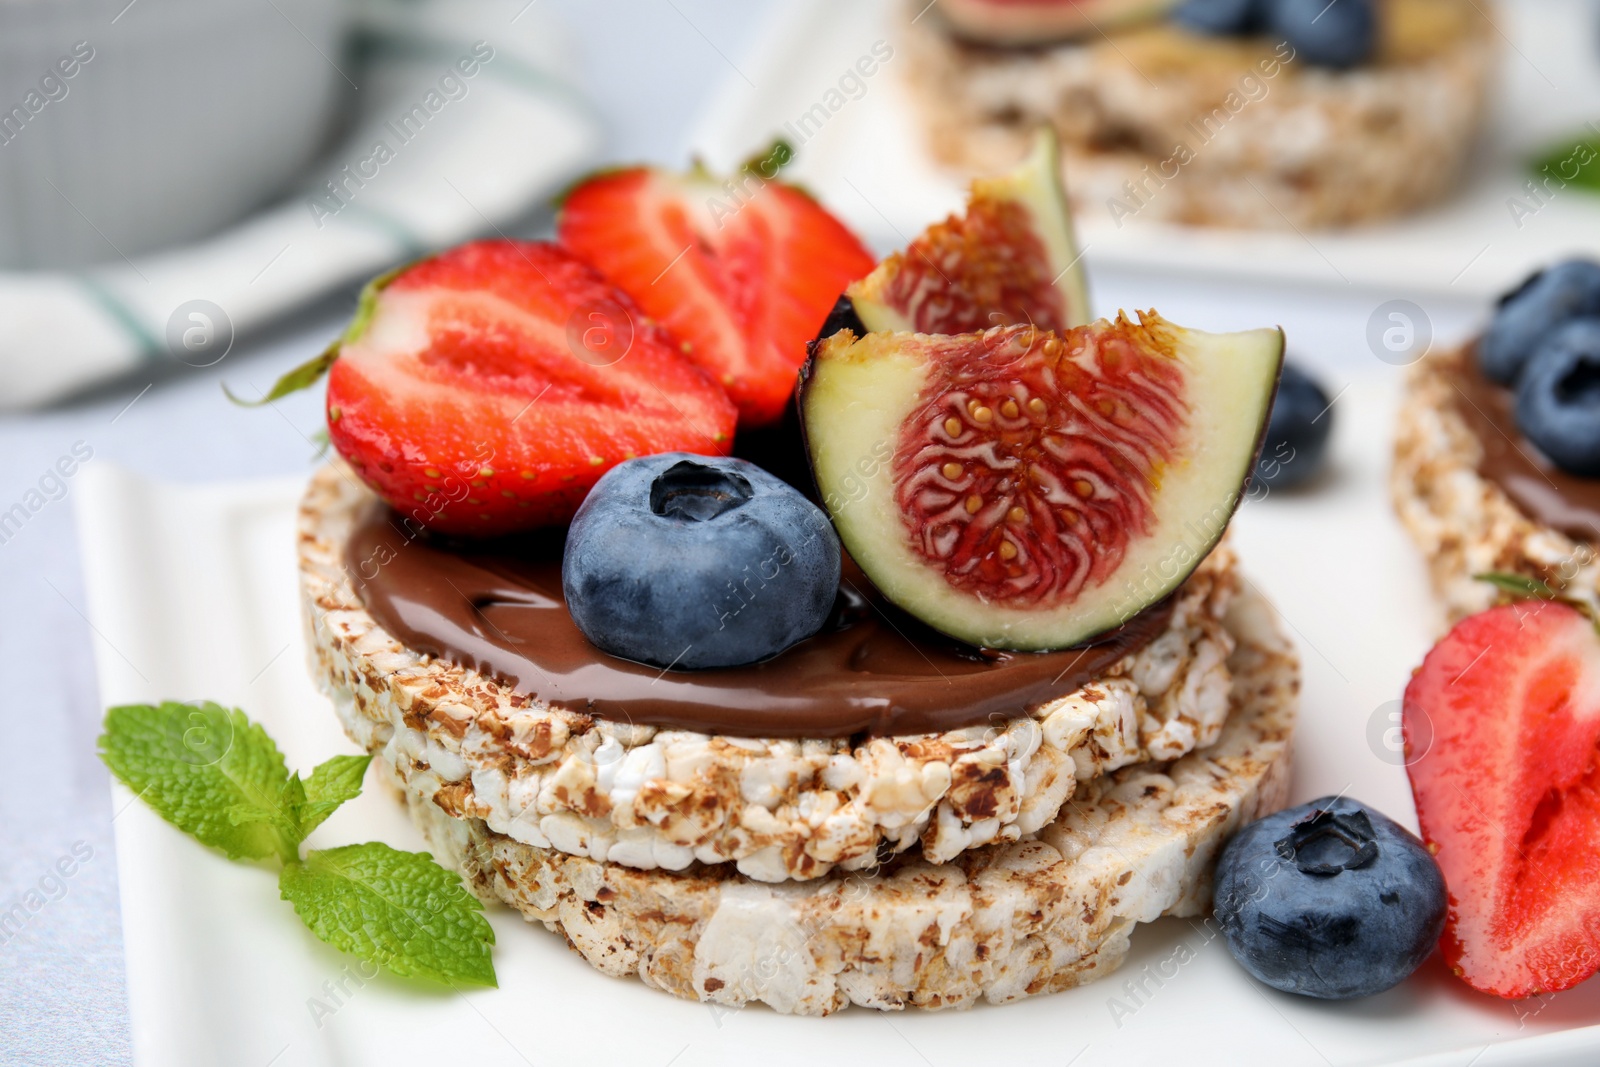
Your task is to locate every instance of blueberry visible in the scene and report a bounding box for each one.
[1514,318,1600,476]
[1268,0,1376,68]
[1213,796,1447,999]
[1254,362,1332,490]
[563,453,841,669]
[1173,0,1267,35]
[1481,259,1600,385]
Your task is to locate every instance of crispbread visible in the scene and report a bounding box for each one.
[1392,344,1600,623]
[899,0,1495,230]
[378,583,1295,1014]
[299,463,1247,882]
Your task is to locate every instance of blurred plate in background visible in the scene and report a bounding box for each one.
[693,0,1600,300]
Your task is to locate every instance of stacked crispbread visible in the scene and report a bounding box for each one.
[298,463,1298,1014]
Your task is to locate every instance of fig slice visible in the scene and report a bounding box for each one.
[847,129,1090,336]
[936,0,1178,46]
[799,312,1283,651]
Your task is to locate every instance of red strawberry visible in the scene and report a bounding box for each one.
[557,153,876,427]
[325,240,737,536]
[1404,599,1600,997]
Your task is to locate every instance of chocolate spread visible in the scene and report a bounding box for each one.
[343,501,1175,739]
[1450,344,1600,544]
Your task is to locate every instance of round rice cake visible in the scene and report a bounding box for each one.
[299,463,1252,883]
[364,588,1298,1015]
[1391,343,1600,624]
[899,0,1495,230]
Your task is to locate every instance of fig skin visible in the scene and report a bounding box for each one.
[732,296,870,499]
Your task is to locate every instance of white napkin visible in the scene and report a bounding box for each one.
[0,0,600,410]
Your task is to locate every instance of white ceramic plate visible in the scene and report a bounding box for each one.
[75,376,1600,1066]
[691,0,1600,300]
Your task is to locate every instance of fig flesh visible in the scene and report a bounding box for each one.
[847,130,1090,336]
[800,313,1283,650]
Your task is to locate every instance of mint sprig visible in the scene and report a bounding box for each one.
[280,843,494,986]
[294,753,372,838]
[99,702,299,862]
[99,702,496,987]
[1529,133,1600,195]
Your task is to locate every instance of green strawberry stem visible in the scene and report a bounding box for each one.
[223,264,405,407]
[1474,571,1600,636]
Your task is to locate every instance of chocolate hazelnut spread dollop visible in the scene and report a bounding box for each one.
[1451,344,1600,543]
[344,501,1175,739]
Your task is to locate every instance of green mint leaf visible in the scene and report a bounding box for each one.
[223,797,304,857]
[98,702,297,863]
[303,754,371,806]
[278,767,308,844]
[226,798,298,831]
[1530,133,1600,193]
[1475,571,1559,600]
[292,754,372,838]
[279,843,496,987]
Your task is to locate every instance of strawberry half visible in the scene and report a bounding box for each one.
[325,240,737,536]
[1404,599,1600,997]
[557,153,876,426]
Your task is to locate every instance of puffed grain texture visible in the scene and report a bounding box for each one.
[300,463,1245,881]
[386,585,1296,1014]
[899,0,1495,230]
[1392,343,1600,624]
